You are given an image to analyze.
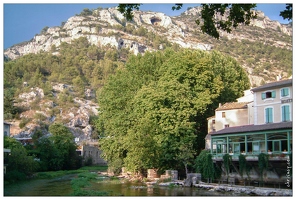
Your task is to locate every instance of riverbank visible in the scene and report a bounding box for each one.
[140,180,292,196]
[193,183,292,196]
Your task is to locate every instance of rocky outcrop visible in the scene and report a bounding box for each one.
[183,8,292,36]
[4,5,292,88]
[18,87,44,107]
[4,6,213,60]
[13,84,99,144]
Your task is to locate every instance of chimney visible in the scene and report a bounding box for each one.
[219,103,222,107]
[276,74,282,81]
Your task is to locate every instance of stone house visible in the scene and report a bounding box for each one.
[77,144,107,166]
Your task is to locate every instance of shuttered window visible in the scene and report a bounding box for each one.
[265,107,273,123]
[261,91,276,100]
[281,88,289,97]
[282,105,290,122]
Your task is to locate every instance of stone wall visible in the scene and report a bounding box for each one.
[81,145,107,165]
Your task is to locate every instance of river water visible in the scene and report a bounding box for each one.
[4,174,244,196]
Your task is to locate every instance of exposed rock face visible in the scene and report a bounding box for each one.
[18,87,44,106]
[4,6,292,61]
[14,85,99,145]
[3,6,228,60]
[183,8,292,36]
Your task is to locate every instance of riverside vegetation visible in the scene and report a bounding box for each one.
[3,6,291,192]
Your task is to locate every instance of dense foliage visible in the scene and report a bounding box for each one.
[4,124,82,182]
[195,150,221,182]
[4,136,38,181]
[97,48,250,174]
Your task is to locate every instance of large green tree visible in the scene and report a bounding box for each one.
[97,48,250,174]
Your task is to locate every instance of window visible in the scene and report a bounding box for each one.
[225,124,229,128]
[261,91,276,100]
[252,142,260,153]
[233,143,240,154]
[212,119,215,124]
[282,105,290,122]
[222,112,226,118]
[265,107,273,123]
[281,88,289,97]
[273,141,281,152]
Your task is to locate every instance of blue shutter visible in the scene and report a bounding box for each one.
[269,108,273,123]
[284,88,289,96]
[271,91,276,98]
[281,89,284,97]
[282,105,290,121]
[261,93,266,100]
[281,88,289,97]
[266,108,273,123]
[286,106,290,121]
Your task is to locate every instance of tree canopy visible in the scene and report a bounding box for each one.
[97,48,250,174]
[117,3,292,39]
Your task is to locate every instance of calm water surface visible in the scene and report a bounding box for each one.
[4,174,243,196]
[4,174,75,196]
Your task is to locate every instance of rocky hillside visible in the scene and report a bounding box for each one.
[4,6,292,85]
[4,6,292,144]
[10,84,99,144]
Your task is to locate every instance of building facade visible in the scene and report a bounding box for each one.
[208,79,292,185]
[252,79,292,125]
[210,79,292,158]
[77,145,107,166]
[205,89,253,149]
[4,121,11,137]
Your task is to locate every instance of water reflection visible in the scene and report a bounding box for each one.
[5,174,245,196]
[90,180,240,196]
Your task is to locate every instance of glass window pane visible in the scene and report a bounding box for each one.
[233,143,240,154]
[253,142,260,153]
[273,141,280,152]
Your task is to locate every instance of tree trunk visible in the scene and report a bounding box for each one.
[184,163,188,177]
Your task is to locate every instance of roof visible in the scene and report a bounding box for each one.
[211,121,292,136]
[207,116,215,120]
[4,121,12,125]
[215,102,250,111]
[251,79,292,92]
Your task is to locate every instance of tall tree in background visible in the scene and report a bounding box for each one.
[117,3,292,39]
[97,48,250,174]
[49,123,80,170]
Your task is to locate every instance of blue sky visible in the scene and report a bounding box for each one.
[2,3,291,49]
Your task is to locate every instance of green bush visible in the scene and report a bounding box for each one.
[4,170,27,182]
[19,118,31,128]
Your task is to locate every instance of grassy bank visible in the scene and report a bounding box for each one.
[35,165,108,179]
